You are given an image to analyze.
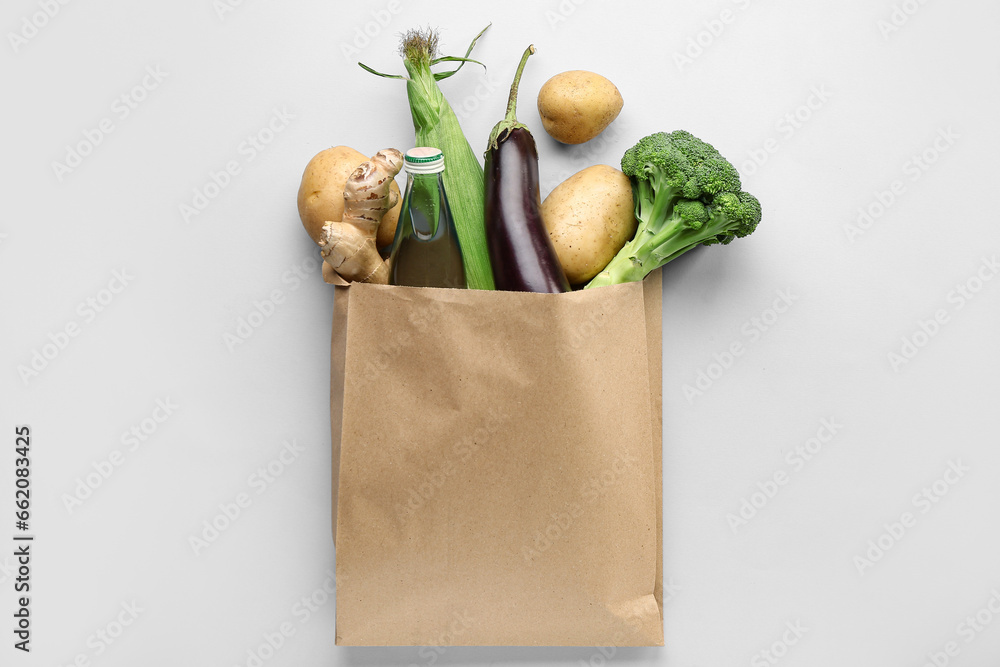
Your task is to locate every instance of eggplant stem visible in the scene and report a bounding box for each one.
[486,44,535,152]
[503,45,535,123]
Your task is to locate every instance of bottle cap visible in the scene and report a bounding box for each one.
[404,147,445,174]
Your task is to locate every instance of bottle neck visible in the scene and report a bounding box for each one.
[404,170,444,199]
[405,169,444,182]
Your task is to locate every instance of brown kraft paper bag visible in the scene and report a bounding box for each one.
[327,265,663,646]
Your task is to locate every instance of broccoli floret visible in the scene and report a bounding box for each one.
[587,131,761,288]
[701,191,762,246]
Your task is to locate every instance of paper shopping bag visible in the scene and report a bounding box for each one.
[328,266,663,646]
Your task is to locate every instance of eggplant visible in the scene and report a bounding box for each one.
[484,45,570,294]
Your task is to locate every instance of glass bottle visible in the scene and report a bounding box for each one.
[389,147,466,289]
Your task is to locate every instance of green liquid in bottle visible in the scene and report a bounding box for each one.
[389,148,466,289]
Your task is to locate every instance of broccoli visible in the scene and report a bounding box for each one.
[585,130,761,288]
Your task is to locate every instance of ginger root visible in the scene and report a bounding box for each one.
[317,148,404,284]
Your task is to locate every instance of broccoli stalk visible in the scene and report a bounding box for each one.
[585,130,762,289]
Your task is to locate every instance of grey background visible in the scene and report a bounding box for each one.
[3,0,1000,665]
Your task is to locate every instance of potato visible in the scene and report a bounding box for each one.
[536,71,623,145]
[541,165,636,285]
[297,145,402,249]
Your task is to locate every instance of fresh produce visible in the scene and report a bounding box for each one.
[297,145,401,250]
[360,27,495,290]
[586,130,761,289]
[536,70,623,145]
[315,149,404,284]
[484,45,569,294]
[541,165,636,285]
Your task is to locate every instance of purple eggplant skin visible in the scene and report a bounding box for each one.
[483,44,570,294]
[485,126,570,293]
